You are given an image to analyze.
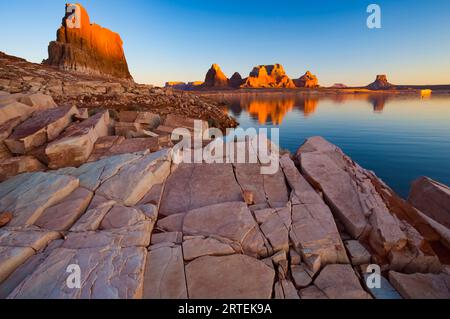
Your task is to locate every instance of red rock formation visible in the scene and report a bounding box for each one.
[367,75,395,90]
[242,64,296,88]
[203,64,229,87]
[229,72,244,88]
[294,71,319,88]
[44,4,132,80]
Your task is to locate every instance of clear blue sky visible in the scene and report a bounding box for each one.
[1,0,449,86]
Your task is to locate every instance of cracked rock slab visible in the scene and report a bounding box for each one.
[0,172,79,227]
[182,201,268,258]
[389,271,450,299]
[185,254,275,299]
[159,163,243,216]
[97,149,171,206]
[143,245,187,299]
[183,237,236,261]
[9,247,147,299]
[314,264,371,299]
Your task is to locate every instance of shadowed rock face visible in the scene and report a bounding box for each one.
[367,75,394,90]
[229,72,244,88]
[44,4,132,80]
[203,64,229,87]
[242,64,296,88]
[294,71,319,88]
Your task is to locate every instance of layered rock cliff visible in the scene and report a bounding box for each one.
[242,64,296,88]
[44,3,132,80]
[294,71,319,88]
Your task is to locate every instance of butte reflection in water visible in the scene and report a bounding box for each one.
[222,93,394,125]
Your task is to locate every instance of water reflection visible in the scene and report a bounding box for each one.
[219,93,394,124]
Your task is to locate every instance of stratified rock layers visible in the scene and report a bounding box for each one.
[44,4,132,79]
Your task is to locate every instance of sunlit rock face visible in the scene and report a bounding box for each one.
[44,3,132,80]
[242,64,296,88]
[203,64,229,87]
[294,71,319,88]
[367,75,395,90]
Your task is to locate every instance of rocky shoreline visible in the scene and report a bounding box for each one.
[0,98,449,298]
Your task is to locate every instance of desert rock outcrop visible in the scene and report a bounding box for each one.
[44,4,132,79]
[203,64,229,88]
[294,71,319,88]
[367,75,395,90]
[242,64,296,88]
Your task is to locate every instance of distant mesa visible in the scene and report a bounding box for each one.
[229,72,244,88]
[242,64,296,88]
[44,3,132,80]
[331,83,348,89]
[203,64,229,87]
[367,75,395,90]
[166,63,321,91]
[165,81,204,90]
[294,71,319,88]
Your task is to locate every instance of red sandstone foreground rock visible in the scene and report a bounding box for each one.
[242,64,296,88]
[44,4,132,80]
[0,131,449,299]
[408,177,450,229]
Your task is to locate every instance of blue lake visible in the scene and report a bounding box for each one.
[216,92,450,198]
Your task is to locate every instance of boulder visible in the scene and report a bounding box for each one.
[5,106,78,154]
[297,137,407,257]
[18,93,57,110]
[345,240,371,266]
[294,71,319,88]
[280,155,349,271]
[185,255,275,299]
[389,271,450,299]
[0,156,45,182]
[0,102,33,126]
[143,245,187,299]
[43,3,132,79]
[45,111,110,169]
[408,177,450,229]
[314,264,372,299]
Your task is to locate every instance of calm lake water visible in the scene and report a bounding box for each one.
[215,92,450,198]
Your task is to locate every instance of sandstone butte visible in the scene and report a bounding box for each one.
[242,64,296,88]
[367,74,395,90]
[202,64,229,88]
[166,64,321,90]
[44,3,132,80]
[294,71,320,88]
